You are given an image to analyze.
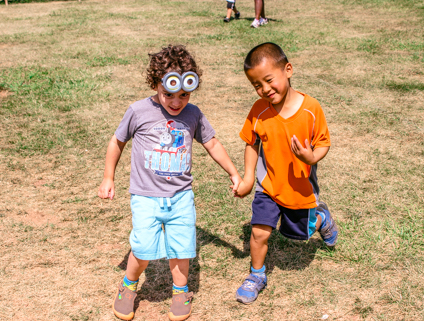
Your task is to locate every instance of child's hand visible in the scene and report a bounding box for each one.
[291,135,316,165]
[235,180,253,198]
[230,173,242,195]
[98,178,115,200]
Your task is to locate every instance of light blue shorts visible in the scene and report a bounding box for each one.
[130,190,196,260]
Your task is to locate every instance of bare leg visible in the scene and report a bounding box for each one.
[260,0,265,19]
[169,258,189,287]
[126,251,149,281]
[250,224,272,270]
[315,214,322,233]
[226,8,232,19]
[233,6,239,14]
[254,0,263,20]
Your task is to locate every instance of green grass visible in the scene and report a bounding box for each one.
[0,0,424,320]
[386,80,424,92]
[0,66,109,155]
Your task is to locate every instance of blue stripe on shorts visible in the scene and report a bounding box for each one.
[251,192,319,240]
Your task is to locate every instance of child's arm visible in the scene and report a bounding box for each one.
[98,134,127,200]
[290,135,329,165]
[202,137,242,193]
[235,143,259,198]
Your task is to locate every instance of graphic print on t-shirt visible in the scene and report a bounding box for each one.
[144,120,191,179]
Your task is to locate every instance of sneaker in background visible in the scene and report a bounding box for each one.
[259,17,268,25]
[235,12,240,19]
[250,19,260,28]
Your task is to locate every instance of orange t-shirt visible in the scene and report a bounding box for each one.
[239,93,331,209]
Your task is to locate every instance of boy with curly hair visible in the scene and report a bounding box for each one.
[235,42,339,304]
[98,45,241,320]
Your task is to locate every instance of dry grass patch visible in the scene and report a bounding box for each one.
[1,0,424,320]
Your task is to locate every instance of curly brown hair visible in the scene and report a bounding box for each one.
[146,45,202,90]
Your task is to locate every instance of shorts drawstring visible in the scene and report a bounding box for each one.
[159,197,172,209]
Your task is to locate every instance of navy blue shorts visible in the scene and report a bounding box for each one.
[227,1,235,9]
[251,192,317,240]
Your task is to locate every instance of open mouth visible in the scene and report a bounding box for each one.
[169,106,180,111]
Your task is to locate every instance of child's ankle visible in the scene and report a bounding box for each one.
[123,275,139,292]
[172,283,188,295]
[251,265,266,278]
[317,211,326,229]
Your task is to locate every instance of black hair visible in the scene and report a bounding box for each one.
[244,42,289,71]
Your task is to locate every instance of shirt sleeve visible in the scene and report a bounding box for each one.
[194,111,216,144]
[239,107,257,145]
[114,106,138,143]
[311,105,331,149]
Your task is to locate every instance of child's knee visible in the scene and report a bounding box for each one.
[169,258,189,266]
[251,224,272,242]
[129,251,150,265]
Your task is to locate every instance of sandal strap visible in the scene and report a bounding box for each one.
[185,292,194,301]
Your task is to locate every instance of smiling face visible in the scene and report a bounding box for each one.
[153,83,191,116]
[245,58,293,110]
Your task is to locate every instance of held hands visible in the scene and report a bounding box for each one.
[234,180,253,198]
[233,178,254,198]
[98,178,115,200]
[290,135,316,165]
[230,173,242,196]
[229,170,253,199]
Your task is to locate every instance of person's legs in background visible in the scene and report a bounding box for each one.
[251,0,267,28]
[224,1,238,22]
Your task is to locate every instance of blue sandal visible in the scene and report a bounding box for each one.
[236,274,267,304]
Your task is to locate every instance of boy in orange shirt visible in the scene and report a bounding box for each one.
[235,42,339,304]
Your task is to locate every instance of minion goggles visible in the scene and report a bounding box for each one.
[161,71,199,93]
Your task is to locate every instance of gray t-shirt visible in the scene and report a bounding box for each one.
[115,97,216,197]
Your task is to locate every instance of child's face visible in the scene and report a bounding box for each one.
[154,83,191,116]
[245,58,293,107]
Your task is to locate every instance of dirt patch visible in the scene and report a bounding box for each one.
[96,243,123,251]
[0,89,13,99]
[33,179,47,188]
[12,209,61,226]
[1,0,424,320]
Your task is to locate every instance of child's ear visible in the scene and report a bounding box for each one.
[152,84,159,92]
[285,63,294,78]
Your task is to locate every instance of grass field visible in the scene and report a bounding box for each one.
[1,0,423,320]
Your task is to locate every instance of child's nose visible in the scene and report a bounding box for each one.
[172,98,182,106]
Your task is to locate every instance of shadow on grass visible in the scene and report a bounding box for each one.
[238,17,280,23]
[117,226,249,308]
[238,222,325,274]
[117,222,325,308]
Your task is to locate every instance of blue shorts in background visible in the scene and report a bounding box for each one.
[251,192,318,240]
[129,190,196,260]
